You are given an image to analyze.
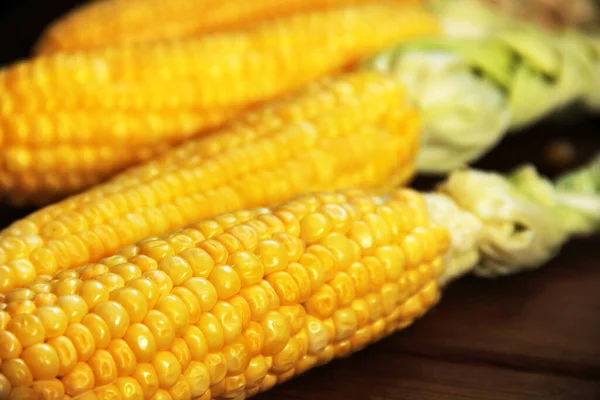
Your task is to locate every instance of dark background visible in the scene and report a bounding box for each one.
[1,1,599,399]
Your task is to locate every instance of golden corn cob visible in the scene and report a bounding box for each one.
[34,0,422,54]
[0,71,421,294]
[2,153,598,399]
[0,3,438,205]
[0,188,448,399]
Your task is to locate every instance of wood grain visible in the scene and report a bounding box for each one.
[1,1,599,399]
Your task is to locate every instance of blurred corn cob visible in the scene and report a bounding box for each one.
[0,155,598,399]
[366,6,600,173]
[0,71,421,294]
[0,2,439,205]
[34,0,423,55]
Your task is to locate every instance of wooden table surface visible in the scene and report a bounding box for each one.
[1,1,599,399]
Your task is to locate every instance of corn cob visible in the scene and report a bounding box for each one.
[0,3,438,205]
[364,5,600,173]
[34,0,423,55]
[1,155,598,399]
[0,71,421,294]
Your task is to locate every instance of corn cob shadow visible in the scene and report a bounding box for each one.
[0,154,597,399]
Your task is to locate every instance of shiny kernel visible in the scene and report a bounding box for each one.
[91,384,121,400]
[7,386,38,399]
[320,233,355,270]
[307,245,336,282]
[8,260,36,287]
[260,311,290,356]
[79,280,109,309]
[182,326,208,361]
[47,336,77,377]
[51,278,82,297]
[363,257,386,291]
[351,299,370,328]
[0,311,9,329]
[154,294,189,337]
[92,301,130,338]
[124,323,157,363]
[274,210,301,236]
[4,288,34,302]
[272,339,299,374]
[180,278,217,312]
[56,294,89,323]
[107,339,137,377]
[208,266,241,300]
[21,343,60,380]
[364,213,392,247]
[143,270,173,295]
[295,355,317,375]
[256,240,289,274]
[349,221,375,255]
[101,256,129,269]
[418,263,433,284]
[223,374,245,396]
[6,300,36,316]
[243,322,265,356]
[169,339,191,372]
[140,241,174,262]
[88,349,117,386]
[0,331,22,359]
[212,301,242,345]
[169,376,192,400]
[7,313,45,347]
[81,313,111,349]
[0,376,9,399]
[30,248,58,276]
[244,355,268,387]
[159,256,193,287]
[273,233,305,262]
[132,363,159,398]
[305,284,337,319]
[223,337,250,375]
[150,389,173,400]
[1,358,33,387]
[228,251,264,287]
[419,280,440,307]
[299,253,325,292]
[215,233,242,253]
[279,305,306,335]
[402,235,424,269]
[153,351,182,389]
[333,308,358,341]
[330,272,356,307]
[171,288,201,326]
[365,294,383,321]
[179,248,214,278]
[240,286,270,321]
[286,263,311,303]
[34,292,58,307]
[36,305,68,339]
[62,362,95,396]
[79,264,110,281]
[31,378,64,400]
[127,278,161,310]
[266,271,299,305]
[111,263,143,283]
[300,212,331,244]
[204,353,227,384]
[197,313,224,352]
[96,273,125,293]
[431,256,445,279]
[184,361,210,398]
[320,204,352,234]
[258,373,277,392]
[377,246,405,282]
[228,295,251,330]
[197,240,228,265]
[115,376,144,400]
[405,270,421,295]
[64,323,95,362]
[144,310,176,351]
[130,255,158,273]
[110,287,148,323]
[29,282,51,294]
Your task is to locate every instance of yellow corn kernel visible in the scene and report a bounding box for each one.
[1,71,421,293]
[0,189,448,399]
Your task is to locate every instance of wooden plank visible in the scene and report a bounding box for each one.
[254,351,600,400]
